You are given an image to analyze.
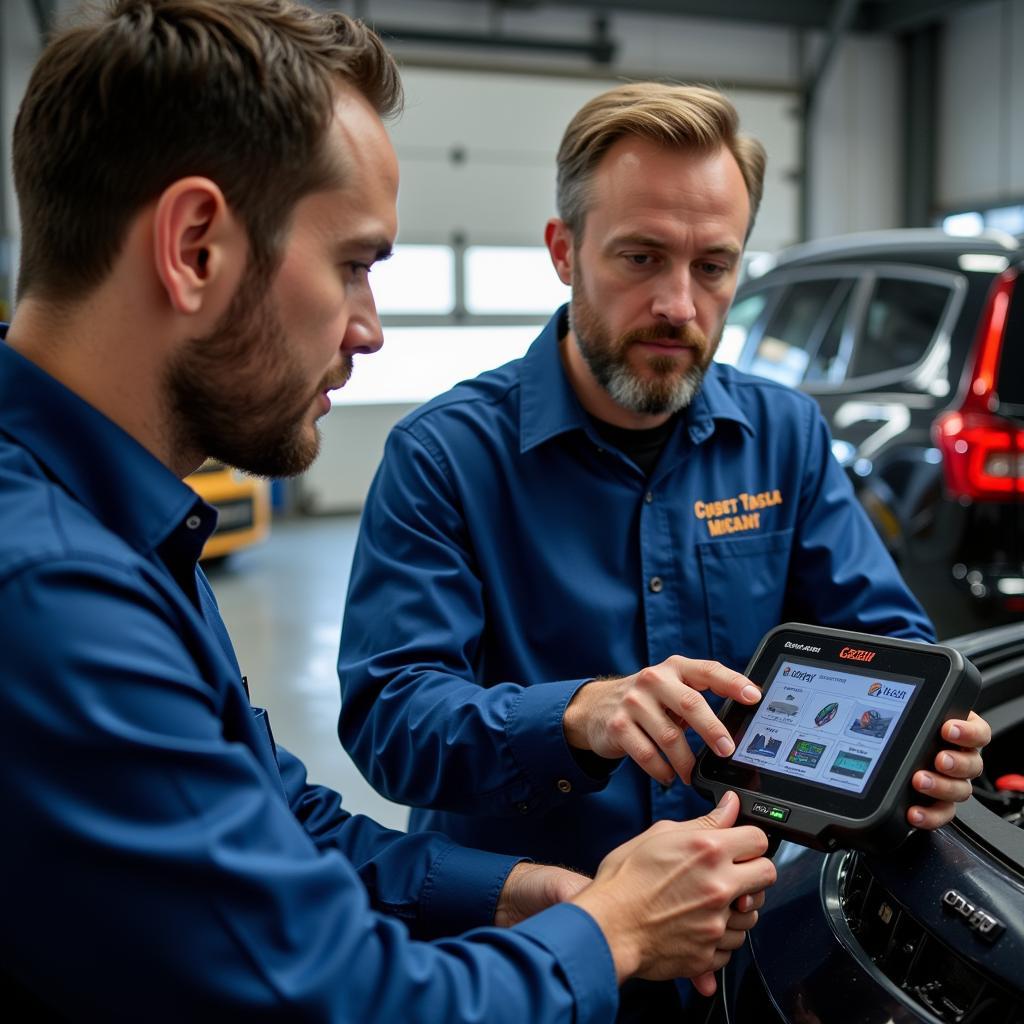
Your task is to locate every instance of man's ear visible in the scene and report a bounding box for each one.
[152,177,245,316]
[544,218,574,287]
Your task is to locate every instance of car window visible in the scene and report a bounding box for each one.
[848,277,951,379]
[718,291,771,365]
[748,279,842,387]
[996,273,1024,411]
[804,282,854,384]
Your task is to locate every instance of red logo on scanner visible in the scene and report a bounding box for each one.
[839,646,876,663]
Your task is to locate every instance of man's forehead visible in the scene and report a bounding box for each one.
[584,138,750,240]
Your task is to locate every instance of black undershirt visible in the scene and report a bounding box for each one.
[588,412,679,477]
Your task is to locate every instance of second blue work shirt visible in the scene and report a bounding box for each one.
[338,306,934,875]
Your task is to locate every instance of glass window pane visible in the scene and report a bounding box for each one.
[372,245,455,315]
[805,283,853,384]
[749,279,839,387]
[466,246,571,314]
[717,291,770,365]
[333,325,537,406]
[849,278,950,379]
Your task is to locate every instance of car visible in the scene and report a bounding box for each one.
[185,459,271,561]
[710,620,1024,1023]
[722,230,1024,638]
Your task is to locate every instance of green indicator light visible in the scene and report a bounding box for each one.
[770,808,786,820]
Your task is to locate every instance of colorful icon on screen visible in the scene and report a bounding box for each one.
[814,702,839,726]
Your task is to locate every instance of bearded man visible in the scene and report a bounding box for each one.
[337,82,989,1023]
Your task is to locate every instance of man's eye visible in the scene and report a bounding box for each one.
[624,253,653,266]
[698,262,728,276]
[346,262,373,280]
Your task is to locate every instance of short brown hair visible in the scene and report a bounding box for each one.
[556,82,766,238]
[13,0,402,302]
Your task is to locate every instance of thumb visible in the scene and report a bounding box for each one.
[685,790,740,831]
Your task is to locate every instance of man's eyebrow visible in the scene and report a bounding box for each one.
[605,235,743,262]
[345,237,394,263]
[606,233,667,249]
[701,244,742,260]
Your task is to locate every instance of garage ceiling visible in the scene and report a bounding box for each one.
[435,0,987,35]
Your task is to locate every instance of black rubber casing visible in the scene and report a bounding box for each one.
[693,622,981,854]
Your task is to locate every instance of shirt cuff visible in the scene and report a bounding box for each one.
[419,842,523,936]
[514,903,619,1024]
[505,679,618,814]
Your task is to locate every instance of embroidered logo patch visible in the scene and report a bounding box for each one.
[694,489,783,537]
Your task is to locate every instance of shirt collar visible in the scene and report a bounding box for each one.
[518,306,589,454]
[0,333,213,557]
[518,304,754,453]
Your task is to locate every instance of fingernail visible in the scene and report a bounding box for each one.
[910,809,925,825]
[948,725,961,741]
[940,753,954,771]
[918,773,934,790]
[716,737,735,756]
[742,685,761,703]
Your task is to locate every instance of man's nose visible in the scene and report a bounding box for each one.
[650,268,697,326]
[342,289,384,356]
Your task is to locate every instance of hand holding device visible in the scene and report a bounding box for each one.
[693,624,981,854]
[570,791,776,996]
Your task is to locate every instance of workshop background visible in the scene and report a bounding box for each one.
[1,0,1021,828]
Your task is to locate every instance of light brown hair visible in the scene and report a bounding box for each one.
[13,0,402,302]
[556,82,766,238]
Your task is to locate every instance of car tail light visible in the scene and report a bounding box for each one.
[933,269,1023,500]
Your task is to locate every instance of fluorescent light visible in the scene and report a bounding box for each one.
[958,254,1009,273]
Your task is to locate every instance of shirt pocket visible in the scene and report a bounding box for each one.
[697,528,793,670]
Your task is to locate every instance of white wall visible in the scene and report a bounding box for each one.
[392,66,800,253]
[299,403,418,514]
[938,0,1024,210]
[808,34,904,238]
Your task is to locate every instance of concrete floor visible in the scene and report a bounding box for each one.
[205,515,410,832]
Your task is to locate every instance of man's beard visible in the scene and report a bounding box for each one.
[165,266,349,478]
[570,269,717,417]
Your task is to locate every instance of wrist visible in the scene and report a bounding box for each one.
[495,861,535,927]
[570,886,642,983]
[563,678,603,750]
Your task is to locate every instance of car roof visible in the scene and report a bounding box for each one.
[753,228,1022,277]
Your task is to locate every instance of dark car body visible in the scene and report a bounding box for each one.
[711,621,1024,1024]
[725,231,1024,638]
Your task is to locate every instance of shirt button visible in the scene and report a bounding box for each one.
[557,779,572,794]
[649,575,664,593]
[185,514,202,530]
[644,491,654,504]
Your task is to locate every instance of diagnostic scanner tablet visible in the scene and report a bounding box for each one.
[693,623,980,854]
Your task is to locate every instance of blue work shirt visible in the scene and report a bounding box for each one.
[0,336,617,1023]
[339,305,934,875]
